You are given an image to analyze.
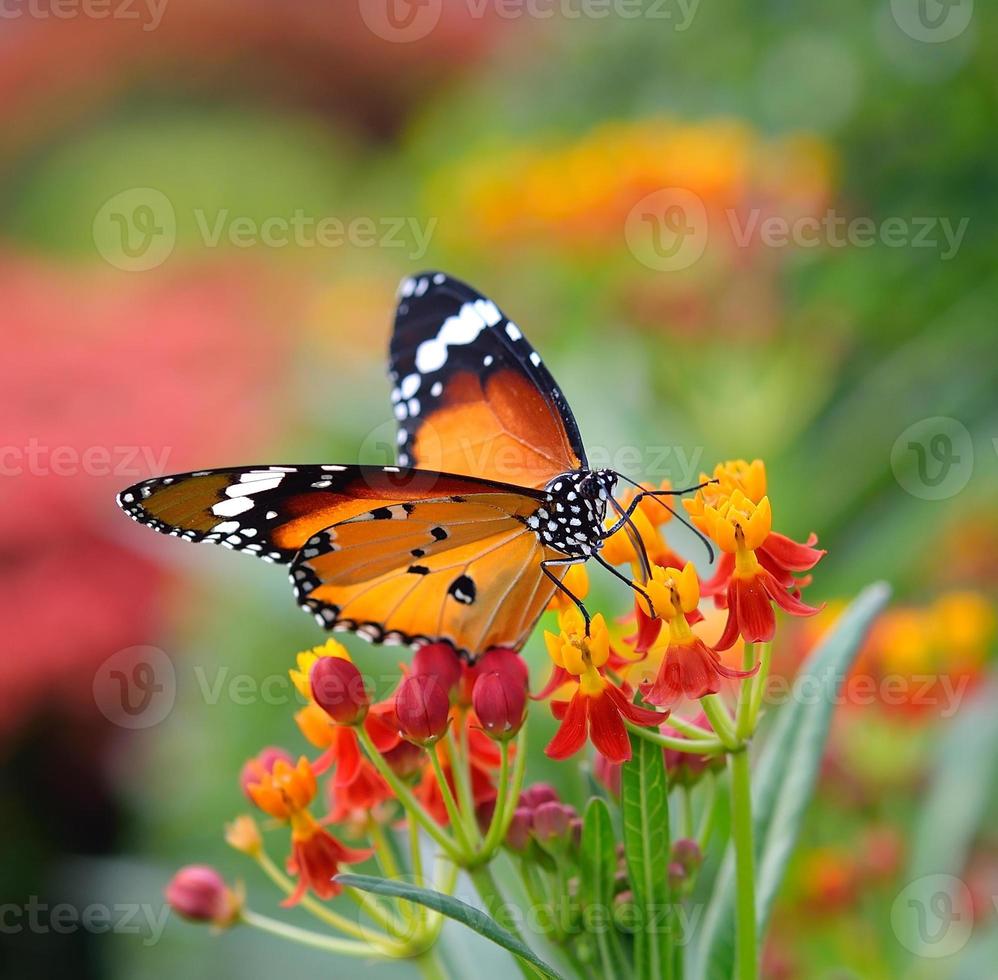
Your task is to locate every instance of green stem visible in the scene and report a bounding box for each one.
[729,749,758,980]
[415,945,452,980]
[624,719,726,755]
[240,907,384,958]
[476,736,515,862]
[254,848,394,946]
[448,721,481,844]
[735,643,763,741]
[356,726,463,861]
[469,865,538,979]
[696,773,719,852]
[700,694,739,750]
[682,787,695,840]
[664,714,716,740]
[429,747,473,853]
[747,642,772,733]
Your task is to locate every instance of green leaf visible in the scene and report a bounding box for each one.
[897,676,998,961]
[580,797,626,979]
[692,582,891,980]
[335,873,563,980]
[621,730,673,980]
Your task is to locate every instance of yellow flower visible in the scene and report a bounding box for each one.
[224,815,263,857]
[544,609,610,695]
[645,562,701,623]
[546,563,591,612]
[700,492,772,559]
[289,638,352,701]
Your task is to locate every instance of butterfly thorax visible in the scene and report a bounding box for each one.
[525,469,617,556]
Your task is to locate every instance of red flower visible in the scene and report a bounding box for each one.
[543,611,664,764]
[285,815,372,905]
[641,563,757,708]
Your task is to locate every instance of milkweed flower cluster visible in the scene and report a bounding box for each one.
[164,458,827,980]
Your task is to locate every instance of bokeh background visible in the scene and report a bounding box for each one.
[1,1,996,978]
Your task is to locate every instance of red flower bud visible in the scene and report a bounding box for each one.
[472,669,526,740]
[412,642,463,693]
[165,865,239,926]
[519,783,559,810]
[532,801,576,843]
[310,656,370,725]
[239,747,293,799]
[505,807,533,852]
[672,838,702,874]
[395,673,451,745]
[478,647,529,689]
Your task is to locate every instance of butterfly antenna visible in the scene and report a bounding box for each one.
[613,472,715,564]
[607,495,652,584]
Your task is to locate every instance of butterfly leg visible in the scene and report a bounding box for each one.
[591,552,657,619]
[540,557,592,634]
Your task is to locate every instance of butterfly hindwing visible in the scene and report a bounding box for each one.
[292,494,566,655]
[117,464,544,565]
[389,272,587,489]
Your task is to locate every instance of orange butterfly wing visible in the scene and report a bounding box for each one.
[390,273,586,489]
[292,495,564,656]
[117,465,543,564]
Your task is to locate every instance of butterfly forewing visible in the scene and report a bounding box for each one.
[389,272,587,489]
[117,465,543,564]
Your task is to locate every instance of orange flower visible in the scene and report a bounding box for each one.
[542,609,663,764]
[684,470,822,648]
[243,753,371,903]
[686,460,825,606]
[640,563,756,708]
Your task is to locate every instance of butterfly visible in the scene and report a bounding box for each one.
[118,272,682,659]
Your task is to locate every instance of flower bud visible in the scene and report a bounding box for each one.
[672,838,702,874]
[472,670,526,740]
[395,673,451,745]
[239,747,292,799]
[224,815,262,857]
[165,865,239,927]
[412,642,463,694]
[668,861,687,892]
[477,647,530,689]
[519,783,559,810]
[532,801,575,844]
[310,655,370,725]
[505,807,533,852]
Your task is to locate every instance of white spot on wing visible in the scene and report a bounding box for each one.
[211,496,254,517]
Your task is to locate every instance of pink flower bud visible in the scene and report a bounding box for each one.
[472,669,526,740]
[520,783,560,810]
[165,865,238,926]
[412,642,463,694]
[505,807,533,852]
[310,656,370,725]
[672,838,703,873]
[395,673,451,744]
[239,747,293,799]
[532,801,575,843]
